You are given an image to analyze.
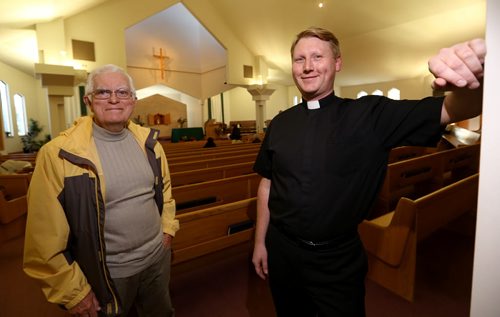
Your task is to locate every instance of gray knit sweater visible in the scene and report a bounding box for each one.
[93,123,164,278]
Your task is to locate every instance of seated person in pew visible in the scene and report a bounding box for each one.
[203,137,217,148]
[230,124,243,143]
[23,64,179,317]
[251,134,262,143]
[252,26,485,317]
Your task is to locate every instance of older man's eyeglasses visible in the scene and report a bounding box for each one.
[91,89,133,100]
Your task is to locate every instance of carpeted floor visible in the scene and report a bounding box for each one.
[1,213,475,317]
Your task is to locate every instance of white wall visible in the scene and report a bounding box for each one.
[340,76,433,100]
[470,1,500,316]
[0,61,40,153]
[135,84,203,128]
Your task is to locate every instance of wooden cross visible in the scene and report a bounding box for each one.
[153,48,168,79]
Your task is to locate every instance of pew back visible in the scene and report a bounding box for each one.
[165,142,260,158]
[359,173,479,301]
[171,162,254,187]
[172,198,256,264]
[167,147,259,164]
[168,153,257,173]
[388,146,436,163]
[370,144,480,219]
[172,173,260,214]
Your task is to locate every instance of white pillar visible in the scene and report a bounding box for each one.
[470,1,500,316]
[247,84,275,133]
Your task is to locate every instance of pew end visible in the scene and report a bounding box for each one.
[0,173,32,198]
[0,189,28,244]
[360,173,479,302]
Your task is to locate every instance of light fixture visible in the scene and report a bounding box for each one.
[318,2,324,8]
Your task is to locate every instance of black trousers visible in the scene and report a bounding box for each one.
[266,224,368,317]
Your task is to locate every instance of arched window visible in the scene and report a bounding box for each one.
[357,91,368,98]
[388,88,401,100]
[13,94,28,136]
[372,89,383,96]
[0,81,13,137]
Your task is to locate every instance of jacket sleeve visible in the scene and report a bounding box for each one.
[158,144,179,236]
[23,144,92,310]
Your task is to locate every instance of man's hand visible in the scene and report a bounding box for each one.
[163,233,173,248]
[429,38,486,91]
[68,290,101,317]
[252,243,269,280]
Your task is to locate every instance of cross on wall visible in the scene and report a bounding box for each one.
[153,48,168,79]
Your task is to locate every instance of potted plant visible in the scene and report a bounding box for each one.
[20,119,51,153]
[177,117,187,128]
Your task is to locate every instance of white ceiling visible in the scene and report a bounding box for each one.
[124,3,227,75]
[0,0,487,87]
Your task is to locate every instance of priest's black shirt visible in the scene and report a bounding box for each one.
[253,93,444,242]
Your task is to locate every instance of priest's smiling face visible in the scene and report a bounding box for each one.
[292,36,342,101]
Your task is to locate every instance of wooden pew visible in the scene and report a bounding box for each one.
[169,153,257,173]
[229,120,256,134]
[172,198,256,264]
[161,139,235,152]
[171,161,254,187]
[388,146,436,164]
[359,173,479,301]
[0,152,37,164]
[167,147,259,164]
[172,173,260,214]
[370,144,480,219]
[164,142,260,157]
[370,152,444,219]
[441,143,480,185]
[0,173,32,197]
[0,187,28,244]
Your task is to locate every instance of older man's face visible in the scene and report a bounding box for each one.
[88,72,135,132]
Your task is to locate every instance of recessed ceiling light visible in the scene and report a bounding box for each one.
[318,2,324,8]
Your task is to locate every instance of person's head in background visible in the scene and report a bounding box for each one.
[204,137,217,148]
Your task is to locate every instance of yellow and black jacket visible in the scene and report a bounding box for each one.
[23,116,179,316]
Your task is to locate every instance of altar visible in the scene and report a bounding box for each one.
[170,127,204,142]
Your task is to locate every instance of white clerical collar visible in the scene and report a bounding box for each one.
[307,100,320,110]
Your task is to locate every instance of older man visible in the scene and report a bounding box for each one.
[24,64,178,317]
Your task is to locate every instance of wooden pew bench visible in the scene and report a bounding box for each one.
[160,139,234,152]
[0,186,28,244]
[440,143,480,185]
[370,144,480,219]
[172,173,260,214]
[172,198,257,264]
[169,153,258,173]
[164,142,260,158]
[388,146,436,164]
[228,120,256,134]
[167,147,260,164]
[370,152,444,219]
[171,161,254,187]
[359,173,479,301]
[0,152,37,164]
[0,173,32,197]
